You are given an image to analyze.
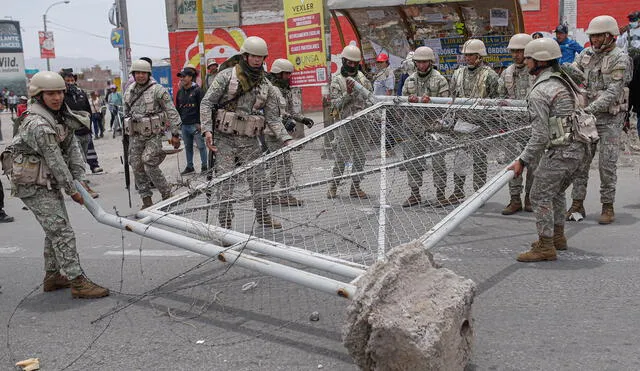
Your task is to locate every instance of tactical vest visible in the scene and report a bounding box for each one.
[502,64,533,100]
[577,48,629,114]
[454,66,490,98]
[224,65,269,112]
[124,83,167,135]
[403,70,446,97]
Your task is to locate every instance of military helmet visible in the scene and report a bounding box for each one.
[461,39,487,57]
[586,15,620,36]
[131,59,152,74]
[240,36,269,56]
[524,38,562,61]
[413,46,436,62]
[507,33,533,50]
[341,44,361,62]
[271,58,294,74]
[29,71,66,96]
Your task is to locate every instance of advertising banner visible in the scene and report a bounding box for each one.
[38,31,56,59]
[176,0,240,29]
[0,21,27,96]
[283,0,328,87]
[432,35,511,76]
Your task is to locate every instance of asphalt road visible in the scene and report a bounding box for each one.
[1,110,640,370]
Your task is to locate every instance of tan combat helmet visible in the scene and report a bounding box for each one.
[507,33,533,51]
[524,38,562,61]
[461,39,487,56]
[130,59,152,73]
[413,46,436,62]
[240,36,269,56]
[29,71,66,97]
[341,44,361,62]
[586,15,620,36]
[271,58,294,74]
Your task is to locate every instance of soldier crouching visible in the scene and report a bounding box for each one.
[124,59,182,209]
[201,36,293,230]
[8,71,109,298]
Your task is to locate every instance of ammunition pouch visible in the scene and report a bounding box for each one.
[10,153,54,188]
[214,109,265,137]
[124,113,165,135]
[549,112,599,146]
[608,87,629,115]
[548,116,573,147]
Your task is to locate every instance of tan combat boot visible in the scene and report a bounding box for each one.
[447,176,466,205]
[501,194,522,215]
[533,225,568,250]
[523,193,533,212]
[257,213,282,229]
[517,236,557,262]
[326,184,338,199]
[71,275,109,299]
[434,189,450,207]
[565,199,585,221]
[279,195,304,207]
[141,196,153,209]
[598,203,615,225]
[43,272,71,292]
[402,187,421,208]
[350,182,368,199]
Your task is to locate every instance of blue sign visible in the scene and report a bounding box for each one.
[111,28,125,48]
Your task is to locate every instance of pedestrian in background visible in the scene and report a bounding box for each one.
[107,84,123,132]
[175,66,206,174]
[554,24,583,64]
[89,91,104,139]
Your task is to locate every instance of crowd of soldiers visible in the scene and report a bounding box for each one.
[0,12,634,299]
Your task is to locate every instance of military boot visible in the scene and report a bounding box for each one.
[141,196,153,209]
[256,213,282,229]
[71,275,109,299]
[326,184,338,199]
[161,192,172,201]
[447,176,466,205]
[402,187,421,208]
[43,272,71,292]
[435,189,450,207]
[565,199,585,221]
[517,236,557,262]
[350,182,368,199]
[553,224,567,250]
[278,195,304,207]
[501,195,523,215]
[523,193,533,212]
[598,203,615,225]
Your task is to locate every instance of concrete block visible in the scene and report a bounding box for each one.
[343,240,476,371]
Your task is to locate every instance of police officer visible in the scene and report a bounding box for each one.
[566,15,630,224]
[327,44,373,199]
[400,46,450,207]
[499,33,536,215]
[448,39,501,204]
[124,59,182,209]
[200,36,292,229]
[508,38,589,262]
[265,58,314,207]
[10,71,109,297]
[617,11,640,57]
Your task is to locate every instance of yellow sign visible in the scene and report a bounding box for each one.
[283,0,328,87]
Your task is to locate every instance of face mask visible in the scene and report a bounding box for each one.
[631,21,639,28]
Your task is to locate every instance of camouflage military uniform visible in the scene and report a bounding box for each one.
[401,68,450,201]
[330,71,373,187]
[201,65,291,225]
[124,81,181,201]
[265,83,304,203]
[520,68,589,238]
[10,101,88,279]
[570,46,630,205]
[500,63,537,204]
[450,64,501,197]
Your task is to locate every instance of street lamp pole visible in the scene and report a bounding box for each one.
[42,0,70,71]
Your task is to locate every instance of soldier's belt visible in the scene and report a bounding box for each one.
[125,113,165,135]
[214,109,265,138]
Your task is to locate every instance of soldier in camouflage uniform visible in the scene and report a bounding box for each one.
[566,16,631,225]
[265,58,314,207]
[327,44,373,199]
[508,39,590,262]
[449,39,501,204]
[124,59,182,209]
[499,33,536,215]
[400,46,450,207]
[201,36,292,229]
[9,71,109,298]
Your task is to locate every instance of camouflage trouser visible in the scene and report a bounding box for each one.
[215,133,270,222]
[509,135,539,196]
[129,134,170,199]
[532,142,589,237]
[571,115,624,203]
[265,134,293,196]
[21,186,83,279]
[403,134,446,192]
[331,123,367,185]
